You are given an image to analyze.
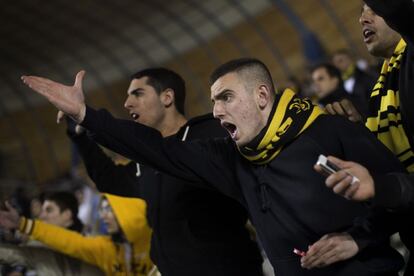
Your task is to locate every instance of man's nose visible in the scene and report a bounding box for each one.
[359,11,372,25]
[124,96,131,109]
[213,103,224,118]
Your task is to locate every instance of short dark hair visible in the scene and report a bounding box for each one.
[44,191,83,232]
[131,68,186,115]
[311,63,343,86]
[210,58,276,94]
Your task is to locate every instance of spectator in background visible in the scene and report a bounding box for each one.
[39,191,84,232]
[29,193,44,219]
[70,182,102,235]
[311,63,363,121]
[311,63,348,103]
[0,193,153,275]
[331,49,377,116]
[0,191,103,276]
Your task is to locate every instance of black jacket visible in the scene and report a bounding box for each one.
[319,85,371,120]
[70,114,263,276]
[81,106,405,276]
[318,86,353,106]
[362,1,414,275]
[364,0,414,212]
[346,66,377,117]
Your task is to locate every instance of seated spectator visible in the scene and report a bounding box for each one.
[0,191,103,275]
[0,193,153,276]
[331,49,377,116]
[311,63,363,121]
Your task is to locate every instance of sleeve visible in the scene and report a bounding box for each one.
[364,0,414,45]
[19,217,112,269]
[69,131,140,197]
[80,106,239,197]
[372,172,414,211]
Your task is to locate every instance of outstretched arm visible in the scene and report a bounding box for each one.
[79,106,242,200]
[0,202,109,269]
[22,73,240,200]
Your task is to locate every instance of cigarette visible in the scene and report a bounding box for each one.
[293,248,306,257]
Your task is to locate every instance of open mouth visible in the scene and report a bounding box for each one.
[222,122,238,139]
[130,113,139,121]
[363,27,375,43]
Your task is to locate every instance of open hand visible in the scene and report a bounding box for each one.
[22,71,87,123]
[301,232,358,269]
[0,202,21,230]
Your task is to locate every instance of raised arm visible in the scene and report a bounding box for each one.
[81,106,242,199]
[0,203,108,269]
[22,73,240,199]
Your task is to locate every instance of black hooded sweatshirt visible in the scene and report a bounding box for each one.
[69,114,263,276]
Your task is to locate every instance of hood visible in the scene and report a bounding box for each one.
[185,113,215,126]
[104,193,150,242]
[176,113,228,141]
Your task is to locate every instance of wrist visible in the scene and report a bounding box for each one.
[19,217,35,235]
[73,104,86,124]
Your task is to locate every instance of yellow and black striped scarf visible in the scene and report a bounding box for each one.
[366,39,414,172]
[239,89,325,165]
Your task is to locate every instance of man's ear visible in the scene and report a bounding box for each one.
[161,88,174,108]
[257,84,272,109]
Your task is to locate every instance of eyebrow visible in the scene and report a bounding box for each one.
[212,89,232,101]
[128,88,144,95]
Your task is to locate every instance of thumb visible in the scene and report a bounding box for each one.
[74,70,86,90]
[57,110,66,124]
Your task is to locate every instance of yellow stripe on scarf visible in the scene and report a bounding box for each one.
[366,39,414,172]
[241,89,325,165]
[258,90,295,149]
